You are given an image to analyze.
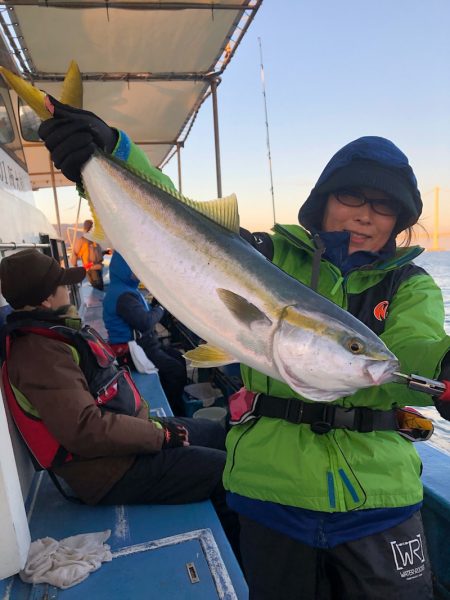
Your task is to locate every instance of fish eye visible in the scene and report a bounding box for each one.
[347,338,365,354]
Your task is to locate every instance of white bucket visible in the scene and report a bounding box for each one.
[193,406,228,428]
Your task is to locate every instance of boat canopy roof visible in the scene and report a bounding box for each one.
[1,0,261,189]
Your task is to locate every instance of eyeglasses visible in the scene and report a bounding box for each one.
[335,189,400,217]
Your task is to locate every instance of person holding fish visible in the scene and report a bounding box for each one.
[36,99,450,600]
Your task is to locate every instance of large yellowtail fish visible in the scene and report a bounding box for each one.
[81,153,399,401]
[5,69,399,400]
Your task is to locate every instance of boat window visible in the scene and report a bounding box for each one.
[0,96,14,144]
[0,79,27,168]
[19,98,40,142]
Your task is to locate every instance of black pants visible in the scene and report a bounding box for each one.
[99,417,240,559]
[140,344,187,415]
[240,511,433,600]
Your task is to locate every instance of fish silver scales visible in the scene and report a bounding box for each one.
[82,152,399,401]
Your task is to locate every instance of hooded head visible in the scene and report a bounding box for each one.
[108,251,138,288]
[298,136,422,236]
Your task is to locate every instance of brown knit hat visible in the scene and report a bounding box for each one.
[0,249,85,309]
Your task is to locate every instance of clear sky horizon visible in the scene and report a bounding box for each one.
[34,0,450,247]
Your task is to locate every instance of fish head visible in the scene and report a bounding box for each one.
[272,306,399,402]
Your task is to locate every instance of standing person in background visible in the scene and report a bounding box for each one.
[103,251,187,416]
[71,219,104,291]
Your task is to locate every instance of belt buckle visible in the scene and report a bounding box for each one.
[332,407,356,430]
[284,398,304,424]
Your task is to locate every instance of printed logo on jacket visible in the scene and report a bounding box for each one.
[373,300,389,321]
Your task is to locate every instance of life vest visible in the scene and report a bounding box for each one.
[2,317,143,470]
[74,237,103,270]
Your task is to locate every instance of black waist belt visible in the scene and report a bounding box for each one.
[255,394,398,434]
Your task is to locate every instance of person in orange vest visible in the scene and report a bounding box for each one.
[70,219,104,291]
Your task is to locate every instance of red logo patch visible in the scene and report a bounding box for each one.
[374,300,389,321]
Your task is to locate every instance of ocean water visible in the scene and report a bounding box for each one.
[413,251,450,455]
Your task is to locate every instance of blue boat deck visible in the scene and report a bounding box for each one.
[417,444,450,599]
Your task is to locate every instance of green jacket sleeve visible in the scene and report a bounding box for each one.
[112,130,175,190]
[347,272,450,410]
[383,272,449,376]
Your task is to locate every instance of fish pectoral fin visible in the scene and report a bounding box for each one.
[217,288,272,328]
[184,344,238,368]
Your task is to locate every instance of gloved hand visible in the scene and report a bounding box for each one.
[38,96,118,184]
[162,422,190,449]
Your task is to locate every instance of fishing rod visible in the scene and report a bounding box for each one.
[258,36,276,226]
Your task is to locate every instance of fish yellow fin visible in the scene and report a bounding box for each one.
[108,154,240,233]
[189,194,240,233]
[184,344,238,368]
[0,66,51,120]
[217,288,272,327]
[60,60,83,108]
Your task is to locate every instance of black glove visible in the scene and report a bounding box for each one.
[38,96,118,184]
[162,422,190,449]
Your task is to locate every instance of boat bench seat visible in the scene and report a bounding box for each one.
[0,371,247,598]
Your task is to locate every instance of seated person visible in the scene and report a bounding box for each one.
[103,251,187,416]
[0,249,239,557]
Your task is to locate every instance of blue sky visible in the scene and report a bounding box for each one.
[35,0,450,244]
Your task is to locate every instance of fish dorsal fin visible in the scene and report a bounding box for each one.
[107,154,240,233]
[184,344,238,368]
[217,288,272,327]
[60,60,83,108]
[191,195,240,233]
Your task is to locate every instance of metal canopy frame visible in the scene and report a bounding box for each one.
[0,0,263,200]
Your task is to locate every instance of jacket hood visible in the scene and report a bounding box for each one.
[108,252,138,288]
[298,136,422,235]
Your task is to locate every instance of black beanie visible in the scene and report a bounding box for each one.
[298,137,422,235]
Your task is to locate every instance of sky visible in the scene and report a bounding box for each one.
[34,0,450,248]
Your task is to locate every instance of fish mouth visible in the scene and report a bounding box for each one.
[365,358,399,385]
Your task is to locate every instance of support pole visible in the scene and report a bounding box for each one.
[210,78,222,198]
[176,142,183,194]
[49,158,62,237]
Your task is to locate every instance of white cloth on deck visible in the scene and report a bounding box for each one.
[19,530,112,589]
